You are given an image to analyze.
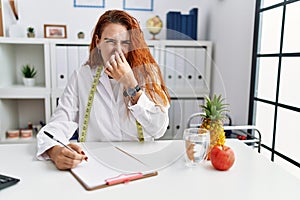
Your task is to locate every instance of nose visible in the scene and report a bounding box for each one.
[114,42,122,53]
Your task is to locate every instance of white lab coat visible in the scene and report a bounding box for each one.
[36,66,169,160]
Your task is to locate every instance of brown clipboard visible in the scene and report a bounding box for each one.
[69,143,158,191]
[70,170,158,191]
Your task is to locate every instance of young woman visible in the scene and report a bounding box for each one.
[36,10,170,170]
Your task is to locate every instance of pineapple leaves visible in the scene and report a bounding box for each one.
[200,94,229,121]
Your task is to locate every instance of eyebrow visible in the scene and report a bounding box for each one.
[104,38,131,44]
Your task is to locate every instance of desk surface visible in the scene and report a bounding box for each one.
[1,139,300,200]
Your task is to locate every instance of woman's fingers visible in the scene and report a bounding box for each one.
[68,143,88,161]
[105,61,113,77]
[115,51,123,64]
[118,51,127,63]
[109,54,117,67]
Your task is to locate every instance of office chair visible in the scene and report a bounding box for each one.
[186,112,261,153]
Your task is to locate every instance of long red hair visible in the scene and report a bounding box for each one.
[86,10,170,106]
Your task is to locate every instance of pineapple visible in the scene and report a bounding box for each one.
[200,94,229,158]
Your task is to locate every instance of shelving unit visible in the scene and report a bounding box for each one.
[158,40,212,139]
[0,38,51,143]
[0,38,212,143]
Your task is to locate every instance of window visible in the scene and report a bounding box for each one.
[249,0,300,170]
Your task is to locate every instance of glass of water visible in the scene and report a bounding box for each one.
[183,128,210,167]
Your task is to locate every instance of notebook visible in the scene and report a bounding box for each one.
[70,142,158,191]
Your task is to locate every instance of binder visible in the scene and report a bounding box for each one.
[166,11,175,39]
[180,14,188,40]
[55,46,68,89]
[174,47,185,89]
[78,46,89,67]
[174,12,182,39]
[189,8,198,40]
[166,11,181,40]
[164,47,176,93]
[67,46,79,79]
[70,143,158,191]
[195,48,206,90]
[166,8,198,40]
[172,98,184,139]
[184,47,196,92]
[161,98,174,139]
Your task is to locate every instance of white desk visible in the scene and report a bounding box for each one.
[1,140,300,200]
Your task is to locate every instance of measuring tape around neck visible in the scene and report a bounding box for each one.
[79,65,144,142]
[80,66,103,142]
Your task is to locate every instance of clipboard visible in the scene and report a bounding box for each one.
[70,143,158,191]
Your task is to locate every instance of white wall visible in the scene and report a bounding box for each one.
[2,0,209,40]
[1,0,255,125]
[205,0,256,125]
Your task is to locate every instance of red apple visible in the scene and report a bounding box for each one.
[210,145,235,171]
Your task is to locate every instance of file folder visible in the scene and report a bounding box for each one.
[70,143,158,191]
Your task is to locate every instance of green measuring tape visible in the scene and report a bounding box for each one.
[136,121,144,142]
[80,65,144,142]
[80,65,103,142]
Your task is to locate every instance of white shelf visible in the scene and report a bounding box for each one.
[0,85,50,98]
[0,37,48,44]
[169,88,210,98]
[1,137,36,144]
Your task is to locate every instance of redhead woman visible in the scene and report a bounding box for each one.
[36,10,170,170]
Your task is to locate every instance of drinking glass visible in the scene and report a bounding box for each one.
[183,128,210,167]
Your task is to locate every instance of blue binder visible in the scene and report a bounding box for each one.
[166,8,198,40]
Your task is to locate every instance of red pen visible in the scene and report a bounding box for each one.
[105,173,143,185]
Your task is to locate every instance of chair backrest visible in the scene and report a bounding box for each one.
[186,112,232,128]
[186,112,203,128]
[186,112,262,152]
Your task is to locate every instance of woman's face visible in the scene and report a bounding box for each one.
[98,23,130,64]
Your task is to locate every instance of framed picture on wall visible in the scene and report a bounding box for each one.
[123,0,153,11]
[74,0,105,8]
[44,24,67,39]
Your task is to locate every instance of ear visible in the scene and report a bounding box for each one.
[95,35,101,48]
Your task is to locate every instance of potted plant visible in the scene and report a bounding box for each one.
[27,26,35,38]
[77,31,85,39]
[21,64,37,86]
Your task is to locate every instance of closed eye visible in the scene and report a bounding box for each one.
[104,38,116,44]
[121,40,131,45]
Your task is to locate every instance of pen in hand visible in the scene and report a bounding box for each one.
[44,131,88,162]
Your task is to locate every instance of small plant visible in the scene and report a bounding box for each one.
[77,31,85,39]
[27,26,34,33]
[22,64,37,78]
[27,27,35,38]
